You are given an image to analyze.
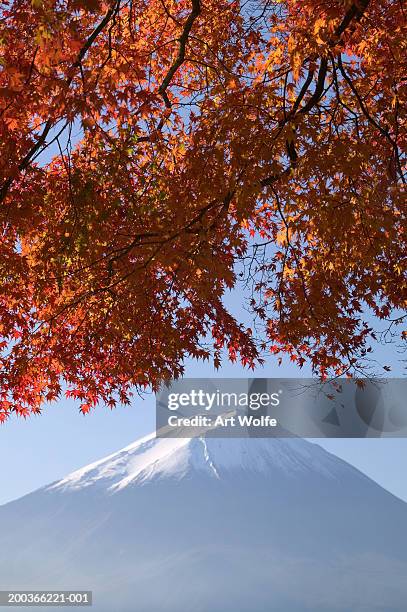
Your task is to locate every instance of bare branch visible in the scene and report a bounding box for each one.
[158,0,201,108]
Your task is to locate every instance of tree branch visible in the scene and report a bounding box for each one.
[158,0,201,108]
[261,0,371,188]
[0,0,122,205]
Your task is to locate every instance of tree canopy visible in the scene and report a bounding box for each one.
[0,0,405,418]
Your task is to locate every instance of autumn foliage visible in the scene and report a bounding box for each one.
[0,0,405,418]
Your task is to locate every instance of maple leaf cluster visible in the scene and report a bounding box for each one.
[0,0,405,418]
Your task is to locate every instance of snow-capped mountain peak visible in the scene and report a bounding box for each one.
[48,433,355,494]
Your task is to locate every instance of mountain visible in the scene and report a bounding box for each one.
[1,434,407,611]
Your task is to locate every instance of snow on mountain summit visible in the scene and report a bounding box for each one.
[48,433,359,494]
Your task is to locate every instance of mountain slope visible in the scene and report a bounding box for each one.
[1,435,406,612]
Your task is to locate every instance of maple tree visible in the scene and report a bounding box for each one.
[0,0,405,419]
